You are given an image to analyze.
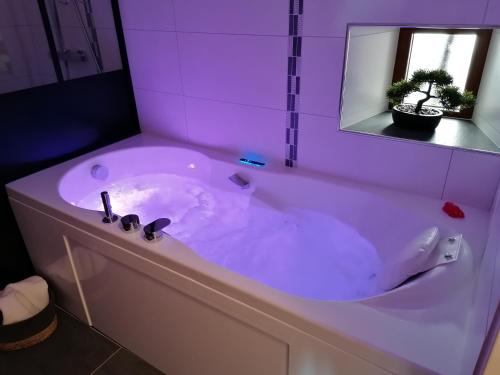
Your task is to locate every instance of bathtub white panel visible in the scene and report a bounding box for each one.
[173,0,289,36]
[443,150,500,211]
[134,88,189,142]
[124,30,183,94]
[184,96,285,164]
[300,37,345,118]
[119,0,175,31]
[177,32,287,110]
[8,199,88,323]
[68,238,288,375]
[290,338,389,375]
[302,0,490,38]
[298,114,452,198]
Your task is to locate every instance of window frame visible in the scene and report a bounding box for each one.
[391,28,493,119]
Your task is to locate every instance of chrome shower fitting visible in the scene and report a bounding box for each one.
[121,214,140,232]
[144,218,171,241]
[100,191,118,223]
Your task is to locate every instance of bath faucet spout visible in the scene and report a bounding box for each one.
[121,214,140,232]
[144,218,171,241]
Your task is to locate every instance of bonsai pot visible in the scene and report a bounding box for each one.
[392,104,443,132]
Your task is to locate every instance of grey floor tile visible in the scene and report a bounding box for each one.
[94,348,164,375]
[0,307,118,375]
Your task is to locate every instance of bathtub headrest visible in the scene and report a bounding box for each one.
[377,226,440,291]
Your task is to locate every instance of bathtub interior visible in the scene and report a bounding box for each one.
[58,146,475,302]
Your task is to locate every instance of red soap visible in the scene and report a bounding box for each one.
[442,201,465,219]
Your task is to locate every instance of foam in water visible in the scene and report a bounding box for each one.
[77,173,383,300]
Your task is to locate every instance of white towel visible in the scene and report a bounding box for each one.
[0,276,49,325]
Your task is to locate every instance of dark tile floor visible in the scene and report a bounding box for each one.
[0,307,163,375]
[345,111,500,153]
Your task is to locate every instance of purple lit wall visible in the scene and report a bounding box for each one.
[119,0,500,210]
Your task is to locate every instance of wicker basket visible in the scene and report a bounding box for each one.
[0,289,57,351]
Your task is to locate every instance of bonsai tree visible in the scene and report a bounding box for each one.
[386,69,476,114]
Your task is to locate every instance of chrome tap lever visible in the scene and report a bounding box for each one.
[121,214,140,232]
[101,191,118,223]
[144,218,171,241]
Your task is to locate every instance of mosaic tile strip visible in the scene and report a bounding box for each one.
[285,0,303,167]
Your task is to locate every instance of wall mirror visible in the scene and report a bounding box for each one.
[340,25,500,154]
[0,0,122,95]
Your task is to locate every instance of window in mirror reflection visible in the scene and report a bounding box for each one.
[406,32,477,110]
[392,28,491,119]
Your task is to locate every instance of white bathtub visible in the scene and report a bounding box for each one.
[6,134,491,374]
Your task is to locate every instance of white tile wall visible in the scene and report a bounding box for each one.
[120,0,500,210]
[177,33,287,110]
[443,150,500,210]
[134,89,188,142]
[300,37,345,117]
[119,0,175,31]
[173,0,289,35]
[124,30,183,94]
[299,114,453,197]
[185,97,286,164]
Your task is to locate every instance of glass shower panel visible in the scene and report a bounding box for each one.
[44,0,122,80]
[0,0,57,94]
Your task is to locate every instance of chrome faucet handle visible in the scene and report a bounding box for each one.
[144,218,171,241]
[121,214,140,232]
[101,191,118,223]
